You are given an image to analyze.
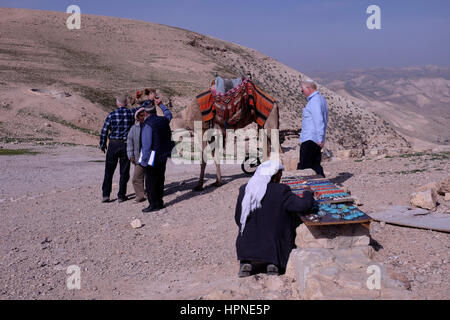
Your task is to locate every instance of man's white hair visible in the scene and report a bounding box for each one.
[301,78,317,90]
[116,95,128,106]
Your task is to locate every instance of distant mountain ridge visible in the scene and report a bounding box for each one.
[311,65,450,146]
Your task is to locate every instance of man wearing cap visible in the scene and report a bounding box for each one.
[99,95,140,203]
[127,107,147,203]
[140,98,174,212]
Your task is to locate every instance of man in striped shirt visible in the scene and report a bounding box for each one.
[100,95,140,203]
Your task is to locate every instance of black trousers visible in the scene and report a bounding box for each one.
[297,140,325,177]
[145,159,167,206]
[102,140,131,198]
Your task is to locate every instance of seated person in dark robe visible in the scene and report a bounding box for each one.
[234,160,314,277]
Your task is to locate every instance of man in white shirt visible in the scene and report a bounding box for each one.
[297,79,328,178]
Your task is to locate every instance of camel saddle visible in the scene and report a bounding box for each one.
[196,77,275,128]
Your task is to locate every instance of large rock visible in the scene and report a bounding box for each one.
[417,182,440,198]
[295,223,370,249]
[410,189,437,210]
[285,248,413,300]
[440,175,450,194]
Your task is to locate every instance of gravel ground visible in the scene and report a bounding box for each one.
[0,144,449,299]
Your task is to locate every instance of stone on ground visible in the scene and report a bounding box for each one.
[410,189,437,210]
[440,175,450,194]
[417,182,440,198]
[130,219,142,229]
[286,247,413,300]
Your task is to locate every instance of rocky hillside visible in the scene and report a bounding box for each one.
[0,8,409,152]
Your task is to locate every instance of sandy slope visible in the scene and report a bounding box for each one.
[0,7,408,152]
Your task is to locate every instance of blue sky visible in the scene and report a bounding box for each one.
[1,0,449,72]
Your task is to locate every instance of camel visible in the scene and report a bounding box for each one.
[172,82,282,191]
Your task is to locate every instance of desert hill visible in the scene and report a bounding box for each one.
[311,66,450,149]
[0,8,409,152]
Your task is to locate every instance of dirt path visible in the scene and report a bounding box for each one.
[0,144,449,299]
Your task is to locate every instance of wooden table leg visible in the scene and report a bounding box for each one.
[361,222,371,230]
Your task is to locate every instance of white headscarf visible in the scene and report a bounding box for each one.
[240,160,284,235]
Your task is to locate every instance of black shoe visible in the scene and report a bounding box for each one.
[102,196,110,203]
[118,196,129,203]
[267,264,279,276]
[238,263,252,278]
[142,204,163,213]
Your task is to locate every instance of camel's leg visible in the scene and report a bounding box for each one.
[193,130,224,190]
[213,162,222,186]
[193,160,207,191]
[213,130,225,187]
[213,150,222,186]
[193,136,207,191]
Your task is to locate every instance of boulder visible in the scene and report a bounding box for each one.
[440,175,450,194]
[295,223,370,249]
[410,189,437,210]
[445,193,450,202]
[417,182,440,198]
[286,248,413,300]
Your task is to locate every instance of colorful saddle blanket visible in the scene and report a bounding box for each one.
[196,78,275,128]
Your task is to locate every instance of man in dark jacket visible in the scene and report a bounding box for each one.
[140,101,174,213]
[235,161,314,277]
